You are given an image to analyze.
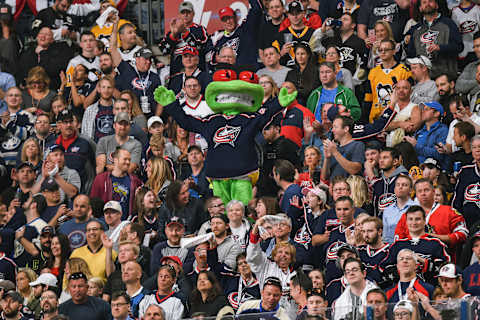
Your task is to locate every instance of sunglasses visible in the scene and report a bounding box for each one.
[69,272,87,281]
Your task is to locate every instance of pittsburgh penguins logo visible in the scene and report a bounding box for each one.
[376,83,393,107]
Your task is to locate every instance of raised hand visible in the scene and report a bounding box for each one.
[154,86,176,106]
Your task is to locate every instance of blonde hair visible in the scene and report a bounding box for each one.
[88,277,105,291]
[145,157,172,195]
[17,268,37,302]
[120,90,143,118]
[259,75,279,100]
[64,257,92,289]
[27,66,50,88]
[271,241,296,265]
[374,20,394,42]
[347,175,370,208]
[21,137,41,163]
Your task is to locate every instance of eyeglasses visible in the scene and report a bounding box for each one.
[111,302,129,308]
[40,295,57,301]
[378,48,393,53]
[36,120,49,124]
[394,311,410,318]
[344,267,361,274]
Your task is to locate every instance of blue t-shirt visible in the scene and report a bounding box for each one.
[315,88,338,122]
[329,140,365,178]
[58,219,93,249]
[111,174,131,219]
[41,205,61,223]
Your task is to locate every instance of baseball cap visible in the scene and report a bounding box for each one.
[306,187,327,204]
[134,47,153,59]
[182,46,199,56]
[29,273,58,287]
[421,158,441,170]
[166,216,185,228]
[178,1,194,13]
[437,263,462,278]
[160,255,183,268]
[41,226,55,236]
[0,280,15,292]
[5,291,23,304]
[263,276,283,290]
[114,112,131,123]
[393,300,414,314]
[103,200,122,213]
[420,101,444,115]
[147,116,164,128]
[16,162,34,171]
[286,1,304,13]
[327,105,340,122]
[47,144,65,154]
[406,55,432,69]
[187,145,202,153]
[337,243,359,257]
[219,6,235,19]
[41,178,59,192]
[57,109,74,122]
[0,4,13,21]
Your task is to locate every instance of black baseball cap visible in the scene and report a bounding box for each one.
[41,178,59,192]
[16,162,34,171]
[57,109,74,122]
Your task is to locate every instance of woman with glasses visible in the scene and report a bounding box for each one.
[139,265,185,320]
[259,75,279,104]
[22,66,56,114]
[285,42,320,105]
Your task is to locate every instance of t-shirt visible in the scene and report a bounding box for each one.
[315,88,338,122]
[329,140,365,178]
[58,296,112,320]
[111,174,131,219]
[256,66,291,87]
[58,219,93,249]
[96,135,142,165]
[41,205,61,223]
[94,104,114,143]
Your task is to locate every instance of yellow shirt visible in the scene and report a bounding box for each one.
[365,63,412,122]
[91,19,131,49]
[70,245,118,282]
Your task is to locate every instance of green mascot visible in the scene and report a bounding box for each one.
[154,67,297,206]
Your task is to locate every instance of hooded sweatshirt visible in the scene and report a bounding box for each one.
[372,165,408,216]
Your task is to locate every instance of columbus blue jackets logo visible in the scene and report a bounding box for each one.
[213,125,241,148]
[294,225,312,249]
[131,77,152,90]
[326,241,346,262]
[460,20,477,34]
[465,183,480,208]
[420,30,439,45]
[1,135,21,151]
[378,193,397,211]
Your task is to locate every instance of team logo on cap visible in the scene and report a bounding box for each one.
[465,183,480,208]
[213,125,241,148]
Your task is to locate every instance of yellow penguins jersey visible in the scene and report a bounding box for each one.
[65,54,101,85]
[365,63,412,122]
[91,19,131,49]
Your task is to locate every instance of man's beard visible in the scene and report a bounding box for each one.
[42,302,57,314]
[101,66,114,75]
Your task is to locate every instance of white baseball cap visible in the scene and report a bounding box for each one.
[103,200,122,213]
[147,116,164,128]
[406,55,432,69]
[29,273,57,287]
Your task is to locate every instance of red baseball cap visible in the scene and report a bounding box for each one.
[160,256,183,268]
[182,46,199,56]
[219,7,235,19]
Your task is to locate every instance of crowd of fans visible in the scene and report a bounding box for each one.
[2,0,480,319]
